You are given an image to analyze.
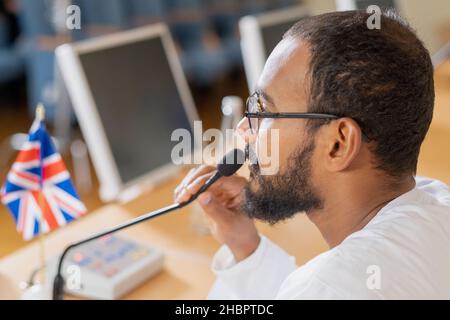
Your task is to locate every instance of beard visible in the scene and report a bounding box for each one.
[242,137,323,224]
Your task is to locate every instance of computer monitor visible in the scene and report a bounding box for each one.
[56,24,199,202]
[239,6,309,93]
[335,0,398,11]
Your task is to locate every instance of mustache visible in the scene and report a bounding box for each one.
[249,163,260,178]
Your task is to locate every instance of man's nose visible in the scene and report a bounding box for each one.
[236,117,256,144]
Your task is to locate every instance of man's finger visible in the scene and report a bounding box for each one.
[175,172,216,203]
[174,165,215,200]
[174,168,195,195]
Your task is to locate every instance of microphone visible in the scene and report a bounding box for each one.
[52,148,245,300]
[186,148,245,202]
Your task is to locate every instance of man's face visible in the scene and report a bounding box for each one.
[238,37,324,223]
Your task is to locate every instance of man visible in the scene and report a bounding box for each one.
[174,10,450,299]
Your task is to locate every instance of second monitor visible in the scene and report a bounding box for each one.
[239,5,309,93]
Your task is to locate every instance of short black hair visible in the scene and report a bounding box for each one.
[284,10,434,177]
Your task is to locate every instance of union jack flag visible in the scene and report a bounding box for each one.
[1,117,87,240]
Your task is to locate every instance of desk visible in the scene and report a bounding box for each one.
[0,175,327,299]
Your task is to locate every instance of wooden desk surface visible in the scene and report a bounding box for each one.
[1,61,449,300]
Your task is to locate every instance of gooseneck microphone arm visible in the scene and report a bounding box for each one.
[52,149,245,300]
[52,178,211,300]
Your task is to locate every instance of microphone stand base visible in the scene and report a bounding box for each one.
[21,284,52,300]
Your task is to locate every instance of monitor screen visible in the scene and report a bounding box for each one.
[77,36,194,184]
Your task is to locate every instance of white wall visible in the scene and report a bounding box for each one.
[302,0,450,54]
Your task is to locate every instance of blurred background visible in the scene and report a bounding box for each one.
[0,0,449,258]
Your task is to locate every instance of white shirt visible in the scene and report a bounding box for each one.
[208,177,450,299]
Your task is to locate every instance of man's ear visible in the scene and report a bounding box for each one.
[323,118,362,172]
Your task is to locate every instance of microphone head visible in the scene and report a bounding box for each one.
[217,149,245,177]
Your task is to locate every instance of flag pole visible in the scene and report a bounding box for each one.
[36,103,47,285]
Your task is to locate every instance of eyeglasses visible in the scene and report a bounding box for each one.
[245,92,339,135]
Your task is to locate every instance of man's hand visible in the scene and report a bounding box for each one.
[174,165,260,262]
